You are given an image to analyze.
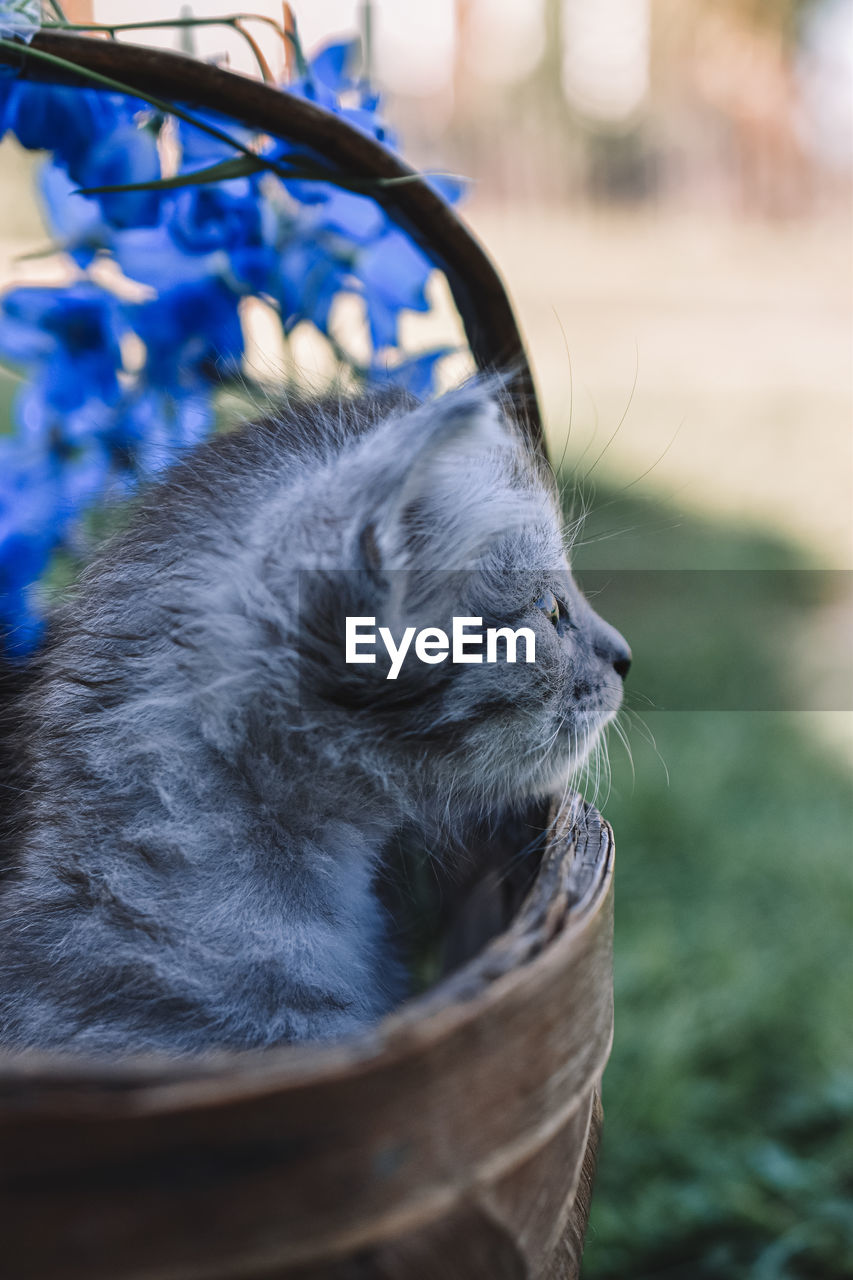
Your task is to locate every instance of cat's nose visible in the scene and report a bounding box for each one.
[592,620,632,681]
[612,648,632,681]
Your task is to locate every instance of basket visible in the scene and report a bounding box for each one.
[0,35,614,1280]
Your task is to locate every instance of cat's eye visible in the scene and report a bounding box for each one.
[536,590,562,627]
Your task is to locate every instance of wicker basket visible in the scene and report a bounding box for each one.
[0,36,615,1280]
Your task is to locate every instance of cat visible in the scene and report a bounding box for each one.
[0,384,630,1055]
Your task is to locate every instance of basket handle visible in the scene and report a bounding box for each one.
[1,32,543,449]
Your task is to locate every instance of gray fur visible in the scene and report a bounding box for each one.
[0,386,629,1055]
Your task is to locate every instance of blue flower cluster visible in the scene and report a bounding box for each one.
[0,36,461,656]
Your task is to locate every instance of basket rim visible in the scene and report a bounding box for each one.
[0,30,543,445]
[0,800,613,1105]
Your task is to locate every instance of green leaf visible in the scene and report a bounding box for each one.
[75,151,401,199]
[284,19,309,79]
[76,155,266,197]
[75,152,443,200]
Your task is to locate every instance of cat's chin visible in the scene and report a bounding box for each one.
[529,714,614,798]
[529,759,577,801]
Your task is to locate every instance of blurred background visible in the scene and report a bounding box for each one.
[1,1,851,1276]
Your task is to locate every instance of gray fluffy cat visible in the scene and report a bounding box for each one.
[0,385,629,1055]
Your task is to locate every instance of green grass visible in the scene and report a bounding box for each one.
[566,481,853,1279]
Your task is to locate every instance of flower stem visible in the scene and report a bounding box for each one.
[39,15,285,82]
[232,19,275,83]
[0,36,264,163]
[39,15,285,38]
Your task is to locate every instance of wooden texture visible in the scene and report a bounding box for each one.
[0,32,542,446]
[0,802,614,1280]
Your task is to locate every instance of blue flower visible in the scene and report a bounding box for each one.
[80,123,163,229]
[5,85,137,182]
[0,446,58,567]
[289,38,360,111]
[426,173,467,205]
[38,119,163,263]
[131,278,243,392]
[228,241,280,295]
[170,178,261,255]
[284,183,387,245]
[0,434,111,655]
[311,40,359,94]
[0,573,46,656]
[0,72,15,141]
[370,348,454,399]
[113,224,227,288]
[283,38,397,148]
[0,284,124,416]
[38,161,109,266]
[0,292,55,364]
[111,390,213,477]
[276,239,351,334]
[356,227,433,349]
[114,172,277,296]
[176,110,255,169]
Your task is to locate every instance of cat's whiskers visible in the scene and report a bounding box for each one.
[525,708,567,762]
[621,705,670,787]
[609,713,635,790]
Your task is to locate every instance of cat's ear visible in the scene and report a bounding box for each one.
[355,388,517,573]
